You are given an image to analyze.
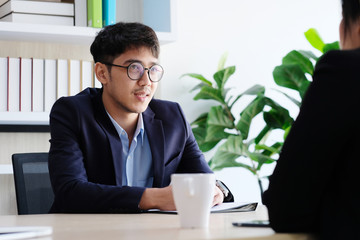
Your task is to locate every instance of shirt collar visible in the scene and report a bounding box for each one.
[106,112,145,144]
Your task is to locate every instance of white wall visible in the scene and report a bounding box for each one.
[159,0,341,203]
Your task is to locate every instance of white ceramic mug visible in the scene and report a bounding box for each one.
[171,173,215,228]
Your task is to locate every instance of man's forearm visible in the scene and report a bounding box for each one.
[138,186,176,211]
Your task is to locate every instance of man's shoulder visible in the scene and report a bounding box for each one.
[148,99,181,114]
[55,88,100,105]
[51,88,101,114]
[317,48,360,69]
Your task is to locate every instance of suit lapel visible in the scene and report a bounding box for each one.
[92,90,123,186]
[143,107,165,187]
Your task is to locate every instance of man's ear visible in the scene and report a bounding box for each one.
[94,62,109,85]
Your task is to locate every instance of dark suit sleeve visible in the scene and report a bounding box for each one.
[48,97,145,213]
[263,50,359,232]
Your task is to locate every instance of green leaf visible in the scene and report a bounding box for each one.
[272,64,311,98]
[323,41,340,53]
[236,96,266,139]
[181,73,212,86]
[207,106,234,128]
[283,125,292,140]
[282,50,314,75]
[263,97,293,129]
[213,66,236,92]
[273,89,301,107]
[254,125,272,144]
[190,82,209,93]
[248,152,276,165]
[193,85,225,104]
[304,28,325,53]
[298,50,318,61]
[217,52,229,71]
[263,109,292,130]
[230,84,265,108]
[191,112,208,128]
[210,136,256,174]
[255,142,282,156]
[192,126,220,152]
[205,106,233,142]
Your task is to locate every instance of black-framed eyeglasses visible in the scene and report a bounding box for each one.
[102,61,164,82]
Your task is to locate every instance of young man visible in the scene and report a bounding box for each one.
[48,22,233,213]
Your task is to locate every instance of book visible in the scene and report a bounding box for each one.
[20,57,32,112]
[32,58,44,112]
[0,57,7,111]
[8,57,20,112]
[56,59,68,99]
[69,59,80,96]
[0,0,74,19]
[74,0,87,27]
[0,12,74,26]
[87,0,102,28]
[81,60,93,90]
[102,0,116,26]
[44,59,57,112]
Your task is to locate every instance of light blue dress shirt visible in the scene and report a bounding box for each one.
[107,112,153,188]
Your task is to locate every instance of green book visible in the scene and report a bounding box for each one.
[87,0,102,28]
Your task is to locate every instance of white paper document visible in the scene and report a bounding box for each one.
[0,226,52,240]
[147,202,258,214]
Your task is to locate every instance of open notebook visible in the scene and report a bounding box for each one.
[0,226,52,240]
[147,202,258,214]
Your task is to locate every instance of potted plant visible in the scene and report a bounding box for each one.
[182,28,339,197]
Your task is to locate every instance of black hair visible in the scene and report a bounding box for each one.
[342,0,360,35]
[90,22,160,64]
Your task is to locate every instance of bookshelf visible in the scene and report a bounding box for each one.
[0,0,177,45]
[0,22,175,45]
[0,0,177,129]
[0,22,99,45]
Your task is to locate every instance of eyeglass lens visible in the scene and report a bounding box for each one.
[128,62,164,82]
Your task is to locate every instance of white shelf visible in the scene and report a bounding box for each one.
[0,22,99,45]
[0,22,176,45]
[0,112,49,125]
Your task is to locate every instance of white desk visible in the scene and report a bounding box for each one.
[0,206,316,240]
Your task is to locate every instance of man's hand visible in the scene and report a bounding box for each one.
[213,186,224,206]
[139,186,176,211]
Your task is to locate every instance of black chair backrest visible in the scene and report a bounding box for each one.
[12,152,54,215]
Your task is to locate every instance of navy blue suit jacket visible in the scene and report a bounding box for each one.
[48,88,213,213]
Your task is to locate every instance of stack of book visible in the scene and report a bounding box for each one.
[0,57,101,113]
[85,0,116,28]
[0,0,74,26]
[0,0,117,28]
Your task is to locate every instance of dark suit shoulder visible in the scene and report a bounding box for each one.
[316,48,360,71]
[313,48,360,93]
[147,98,188,131]
[51,88,100,112]
[148,99,183,118]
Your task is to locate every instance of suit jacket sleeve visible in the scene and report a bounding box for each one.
[263,49,360,234]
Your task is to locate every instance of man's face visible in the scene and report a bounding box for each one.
[101,47,159,116]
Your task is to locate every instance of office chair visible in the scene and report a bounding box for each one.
[12,152,54,215]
